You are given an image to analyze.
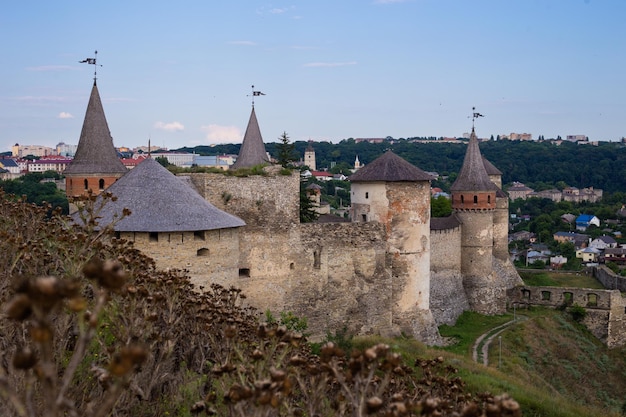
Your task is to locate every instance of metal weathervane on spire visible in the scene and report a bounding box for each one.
[248,85,266,107]
[79,50,102,83]
[471,106,484,130]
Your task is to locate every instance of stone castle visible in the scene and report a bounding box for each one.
[68,80,522,344]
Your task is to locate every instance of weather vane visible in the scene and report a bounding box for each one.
[471,106,484,129]
[248,85,266,107]
[79,50,103,83]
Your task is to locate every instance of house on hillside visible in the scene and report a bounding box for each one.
[589,236,618,251]
[601,248,626,265]
[576,247,601,264]
[507,182,534,200]
[576,214,600,231]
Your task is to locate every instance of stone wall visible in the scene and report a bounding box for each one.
[508,285,626,348]
[594,265,626,292]
[182,167,300,229]
[228,222,394,341]
[430,225,468,325]
[120,229,240,288]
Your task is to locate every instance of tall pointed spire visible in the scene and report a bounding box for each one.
[231,107,269,169]
[65,82,127,175]
[450,128,497,192]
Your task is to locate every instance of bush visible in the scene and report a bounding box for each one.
[569,304,588,323]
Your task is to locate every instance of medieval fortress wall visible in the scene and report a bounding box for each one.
[172,169,500,344]
[508,285,626,348]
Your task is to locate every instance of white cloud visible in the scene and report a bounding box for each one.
[154,121,185,132]
[58,112,74,119]
[303,61,357,68]
[228,40,257,46]
[200,124,242,144]
[270,7,288,14]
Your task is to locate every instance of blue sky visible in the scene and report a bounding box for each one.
[1,0,625,152]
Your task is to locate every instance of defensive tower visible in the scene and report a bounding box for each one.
[450,128,503,314]
[64,80,127,198]
[350,151,440,343]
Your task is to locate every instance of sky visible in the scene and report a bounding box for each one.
[1,0,626,152]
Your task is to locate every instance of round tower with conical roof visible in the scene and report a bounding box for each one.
[450,129,504,314]
[64,81,127,198]
[482,156,509,261]
[350,151,440,344]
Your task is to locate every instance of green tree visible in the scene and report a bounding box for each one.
[275,131,297,168]
[155,156,170,167]
[431,195,452,217]
[299,188,318,223]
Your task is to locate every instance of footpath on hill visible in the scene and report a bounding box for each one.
[472,316,528,366]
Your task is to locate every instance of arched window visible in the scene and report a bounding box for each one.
[365,192,369,199]
[473,195,478,204]
[99,178,105,190]
[84,179,89,190]
[460,195,465,204]
[197,248,210,257]
[487,195,491,204]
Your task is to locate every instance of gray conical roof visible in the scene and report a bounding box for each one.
[231,107,269,169]
[88,158,245,232]
[349,150,433,182]
[450,129,498,192]
[64,82,127,175]
[482,156,502,176]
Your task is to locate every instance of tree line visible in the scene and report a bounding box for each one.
[180,138,626,194]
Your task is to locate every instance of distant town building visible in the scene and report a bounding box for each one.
[562,186,603,203]
[508,133,532,141]
[507,182,534,200]
[56,142,78,157]
[566,135,588,142]
[304,141,316,171]
[12,144,55,158]
[150,152,196,167]
[354,138,386,144]
[27,156,72,173]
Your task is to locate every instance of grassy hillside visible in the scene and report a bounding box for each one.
[399,308,626,417]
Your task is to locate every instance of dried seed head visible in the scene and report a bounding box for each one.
[5,294,32,320]
[366,396,384,413]
[13,347,37,370]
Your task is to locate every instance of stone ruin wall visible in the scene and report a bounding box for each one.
[231,222,393,341]
[120,229,240,288]
[182,167,300,228]
[429,224,469,325]
[508,285,626,348]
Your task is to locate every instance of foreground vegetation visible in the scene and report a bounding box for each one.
[0,191,522,416]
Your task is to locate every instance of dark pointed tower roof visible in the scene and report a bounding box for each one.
[64,82,127,175]
[231,107,269,169]
[482,156,502,176]
[87,158,245,232]
[306,141,315,152]
[450,129,498,192]
[349,150,433,182]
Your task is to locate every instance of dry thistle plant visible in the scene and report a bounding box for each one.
[0,190,520,417]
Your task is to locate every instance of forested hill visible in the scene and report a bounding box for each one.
[176,139,626,193]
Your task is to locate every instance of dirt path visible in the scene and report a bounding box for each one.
[472,316,528,366]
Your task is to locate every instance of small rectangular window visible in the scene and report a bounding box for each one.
[239,268,251,277]
[149,232,158,242]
